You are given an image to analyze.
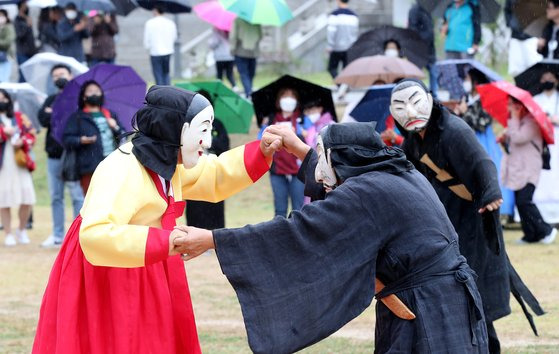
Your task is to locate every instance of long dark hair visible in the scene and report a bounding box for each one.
[78,80,104,110]
[0,88,15,118]
[0,9,11,24]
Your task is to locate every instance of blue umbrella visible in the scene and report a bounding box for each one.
[51,63,146,144]
[350,84,394,132]
[435,59,502,100]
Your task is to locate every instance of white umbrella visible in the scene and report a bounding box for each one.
[0,82,47,131]
[28,0,58,8]
[20,53,89,94]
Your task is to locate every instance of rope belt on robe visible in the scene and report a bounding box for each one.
[375,241,484,346]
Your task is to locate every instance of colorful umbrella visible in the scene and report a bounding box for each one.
[0,82,46,131]
[251,75,337,127]
[194,1,235,31]
[176,81,254,134]
[477,81,555,144]
[20,52,89,94]
[435,59,502,100]
[51,64,146,144]
[136,0,191,13]
[350,84,395,132]
[347,26,430,68]
[219,0,292,26]
[335,55,425,88]
[514,60,559,96]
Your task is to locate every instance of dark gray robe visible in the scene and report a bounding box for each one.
[214,166,488,353]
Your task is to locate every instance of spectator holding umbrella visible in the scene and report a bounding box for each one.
[63,80,124,194]
[14,0,37,82]
[441,0,481,59]
[408,1,438,95]
[498,96,557,244]
[229,17,262,98]
[143,5,176,85]
[57,2,89,63]
[326,0,358,79]
[38,64,84,248]
[209,27,236,89]
[89,13,118,66]
[0,10,15,83]
[0,89,36,246]
[538,0,559,59]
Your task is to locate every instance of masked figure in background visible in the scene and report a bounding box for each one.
[177,122,490,353]
[389,79,544,353]
[32,86,281,354]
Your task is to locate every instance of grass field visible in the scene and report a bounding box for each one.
[1,104,559,353]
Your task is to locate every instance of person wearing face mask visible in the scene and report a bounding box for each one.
[62,80,124,194]
[38,64,84,248]
[175,122,491,354]
[258,88,306,217]
[302,99,334,148]
[32,85,283,354]
[389,79,545,353]
[56,2,89,63]
[14,1,37,82]
[383,39,401,58]
[0,89,36,247]
[0,9,15,83]
[532,71,559,225]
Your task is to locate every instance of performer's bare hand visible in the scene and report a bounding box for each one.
[259,131,283,157]
[265,124,310,160]
[169,228,189,256]
[479,199,503,213]
[173,225,215,261]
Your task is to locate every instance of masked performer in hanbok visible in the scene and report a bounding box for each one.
[177,122,490,353]
[389,79,544,353]
[32,86,281,354]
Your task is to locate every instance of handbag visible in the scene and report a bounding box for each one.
[14,148,27,167]
[61,149,80,181]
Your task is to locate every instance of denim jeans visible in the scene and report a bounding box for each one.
[0,60,11,82]
[47,158,84,241]
[327,51,348,79]
[16,53,31,83]
[234,56,256,97]
[270,173,304,217]
[150,54,171,85]
[216,60,236,87]
[426,62,438,98]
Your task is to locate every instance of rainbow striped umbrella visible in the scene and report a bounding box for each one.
[219,0,293,26]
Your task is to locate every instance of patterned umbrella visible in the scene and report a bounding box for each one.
[435,59,502,100]
[350,84,395,132]
[219,0,292,26]
[51,64,146,144]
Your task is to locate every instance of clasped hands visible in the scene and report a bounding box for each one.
[168,225,215,261]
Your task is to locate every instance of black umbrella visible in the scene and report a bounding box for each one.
[58,0,116,12]
[136,0,191,13]
[111,0,138,16]
[514,60,559,95]
[347,25,430,68]
[251,75,337,127]
[511,0,546,31]
[420,0,501,24]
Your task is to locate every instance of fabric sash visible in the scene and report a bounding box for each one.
[420,153,473,201]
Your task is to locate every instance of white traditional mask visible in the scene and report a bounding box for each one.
[180,105,214,169]
[314,135,337,191]
[308,112,321,123]
[279,97,297,113]
[384,49,399,58]
[389,84,433,132]
[65,10,78,20]
[463,80,473,94]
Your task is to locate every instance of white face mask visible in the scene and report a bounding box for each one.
[463,80,473,94]
[180,106,214,169]
[389,85,434,132]
[314,135,337,191]
[307,112,321,123]
[279,96,297,113]
[384,48,399,58]
[65,10,77,20]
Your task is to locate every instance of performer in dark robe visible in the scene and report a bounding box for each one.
[176,122,489,354]
[389,79,544,353]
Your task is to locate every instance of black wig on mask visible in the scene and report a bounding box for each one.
[131,85,211,180]
[319,122,413,182]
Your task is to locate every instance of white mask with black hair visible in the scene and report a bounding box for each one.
[389,81,433,132]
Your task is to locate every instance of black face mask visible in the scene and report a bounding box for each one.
[54,78,68,89]
[84,94,103,106]
[0,102,9,112]
[541,81,556,91]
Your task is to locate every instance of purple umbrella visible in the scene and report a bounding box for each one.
[52,63,146,144]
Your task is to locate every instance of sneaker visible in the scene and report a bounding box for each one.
[4,234,16,247]
[40,235,62,248]
[540,228,557,245]
[16,229,30,244]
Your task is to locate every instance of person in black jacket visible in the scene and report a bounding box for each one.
[39,64,84,248]
[408,2,438,96]
[14,1,37,82]
[537,0,559,59]
[185,89,230,230]
[63,80,124,194]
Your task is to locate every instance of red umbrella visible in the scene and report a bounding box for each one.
[477,81,555,144]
